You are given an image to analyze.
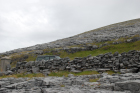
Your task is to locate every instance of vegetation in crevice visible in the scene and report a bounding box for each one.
[89,78,99,82]
[0,73,45,79]
[48,70,99,77]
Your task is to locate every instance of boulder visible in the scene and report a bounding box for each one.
[114,80,140,93]
[92,45,98,49]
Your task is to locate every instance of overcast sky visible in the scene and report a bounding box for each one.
[0,0,140,53]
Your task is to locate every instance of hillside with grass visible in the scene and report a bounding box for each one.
[0,18,140,67]
[10,34,140,67]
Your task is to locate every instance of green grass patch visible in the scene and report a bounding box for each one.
[0,73,45,79]
[49,71,70,77]
[60,84,65,87]
[25,54,37,62]
[73,70,99,75]
[48,70,120,77]
[60,40,140,60]
[89,78,99,82]
[48,70,99,77]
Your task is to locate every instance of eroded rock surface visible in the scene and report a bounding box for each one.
[1,73,140,93]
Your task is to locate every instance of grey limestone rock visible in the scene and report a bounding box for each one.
[92,45,98,49]
[2,73,140,92]
[114,80,140,93]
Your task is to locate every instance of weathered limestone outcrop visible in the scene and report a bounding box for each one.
[1,73,140,93]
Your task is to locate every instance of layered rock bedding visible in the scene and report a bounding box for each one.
[0,73,140,93]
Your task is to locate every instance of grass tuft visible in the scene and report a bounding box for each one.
[0,73,45,79]
[89,78,99,82]
[60,84,65,87]
[49,71,70,77]
[48,70,99,77]
[105,70,115,75]
[73,70,99,76]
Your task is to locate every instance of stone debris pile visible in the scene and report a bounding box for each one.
[14,50,140,74]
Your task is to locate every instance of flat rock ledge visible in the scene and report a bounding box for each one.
[1,73,140,93]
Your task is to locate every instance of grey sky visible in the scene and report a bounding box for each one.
[0,0,140,53]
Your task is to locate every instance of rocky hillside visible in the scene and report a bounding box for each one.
[0,18,140,56]
[1,18,140,93]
